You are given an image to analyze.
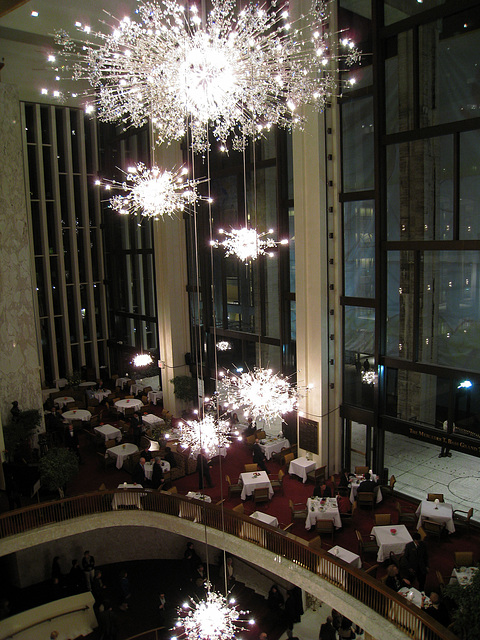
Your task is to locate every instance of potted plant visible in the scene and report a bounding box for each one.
[170,375,197,405]
[444,568,480,639]
[3,409,42,463]
[39,447,79,499]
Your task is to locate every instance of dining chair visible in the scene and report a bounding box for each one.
[374,513,392,526]
[454,551,474,567]
[355,530,379,561]
[422,518,445,537]
[355,466,369,476]
[315,518,334,542]
[427,493,445,502]
[340,500,357,524]
[105,439,117,449]
[244,463,259,472]
[453,507,474,534]
[232,503,245,515]
[270,469,285,495]
[381,475,396,499]
[226,474,242,498]
[253,487,270,505]
[308,536,323,552]
[255,430,266,440]
[394,501,417,526]
[436,569,446,593]
[418,526,427,542]
[307,465,327,484]
[283,452,295,467]
[246,435,256,448]
[124,407,135,417]
[271,447,289,465]
[96,451,115,470]
[124,395,135,400]
[357,492,375,512]
[289,499,308,522]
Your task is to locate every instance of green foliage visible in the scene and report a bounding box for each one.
[67,370,83,387]
[39,448,79,497]
[170,375,197,403]
[444,567,480,639]
[3,409,42,454]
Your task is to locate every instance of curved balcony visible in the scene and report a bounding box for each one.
[0,490,457,640]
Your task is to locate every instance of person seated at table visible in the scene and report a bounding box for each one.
[385,564,411,592]
[164,446,177,469]
[132,457,148,485]
[336,493,352,514]
[338,468,354,489]
[252,438,268,473]
[313,480,332,498]
[139,446,152,462]
[151,457,165,490]
[357,472,377,493]
[423,591,451,628]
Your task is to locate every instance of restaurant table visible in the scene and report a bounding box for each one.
[54,396,75,409]
[148,390,163,405]
[371,524,413,562]
[131,382,147,395]
[327,545,362,569]
[349,474,382,504]
[107,443,139,469]
[62,409,92,422]
[258,437,290,460]
[144,459,171,480]
[240,471,274,500]
[79,381,96,388]
[186,491,212,502]
[288,457,316,483]
[450,566,479,586]
[115,399,143,414]
[42,387,58,402]
[398,587,429,608]
[55,378,68,388]
[179,492,212,522]
[115,377,130,389]
[94,424,122,443]
[250,511,279,527]
[305,497,342,530]
[93,389,111,402]
[112,484,144,510]
[142,413,165,428]
[415,500,455,533]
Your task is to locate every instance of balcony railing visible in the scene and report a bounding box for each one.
[0,490,457,640]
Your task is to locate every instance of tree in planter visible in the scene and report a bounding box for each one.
[444,568,480,639]
[39,448,79,499]
[3,409,42,463]
[170,375,197,405]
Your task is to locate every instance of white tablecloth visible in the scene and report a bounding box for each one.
[112,484,144,509]
[415,500,455,533]
[328,545,362,569]
[142,414,165,427]
[371,525,413,562]
[250,511,279,527]
[398,587,427,608]
[148,390,163,405]
[54,396,75,409]
[258,437,290,460]
[179,492,212,522]
[107,443,139,469]
[451,567,478,586]
[62,409,92,422]
[94,424,122,443]
[240,471,274,500]
[305,497,342,530]
[115,377,130,388]
[93,389,111,402]
[349,474,382,503]
[115,399,143,414]
[186,492,212,502]
[288,457,316,483]
[144,460,171,480]
[79,381,96,387]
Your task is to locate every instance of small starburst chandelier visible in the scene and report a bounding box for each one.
[95,163,206,220]
[174,589,251,640]
[180,415,231,458]
[210,227,288,262]
[54,0,360,151]
[216,341,232,351]
[223,367,298,427]
[132,353,153,367]
[362,370,376,385]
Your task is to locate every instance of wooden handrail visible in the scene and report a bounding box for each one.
[1,605,90,639]
[0,491,457,640]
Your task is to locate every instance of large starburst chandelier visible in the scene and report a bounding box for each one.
[210,227,288,262]
[95,163,206,219]
[174,589,251,640]
[54,0,360,152]
[132,353,154,367]
[180,414,231,458]
[222,367,299,427]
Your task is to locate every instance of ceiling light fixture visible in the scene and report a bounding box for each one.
[211,227,288,262]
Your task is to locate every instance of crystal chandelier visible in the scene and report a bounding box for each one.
[132,353,153,367]
[54,0,360,151]
[223,367,299,427]
[180,415,231,458]
[174,589,251,640]
[362,370,376,385]
[216,341,232,351]
[95,163,206,219]
[211,227,288,262]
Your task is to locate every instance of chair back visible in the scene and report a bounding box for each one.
[418,526,427,542]
[166,486,177,494]
[232,503,244,515]
[246,435,256,446]
[355,466,369,475]
[427,493,444,502]
[357,492,375,508]
[374,513,391,526]
[278,469,285,482]
[255,430,266,440]
[315,519,334,535]
[454,551,474,567]
[253,487,270,504]
[226,475,232,486]
[105,439,116,449]
[390,475,396,489]
[244,463,259,472]
[423,519,445,537]
[283,452,295,466]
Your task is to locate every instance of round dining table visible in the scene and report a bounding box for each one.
[54,396,75,409]
[62,409,92,422]
[115,399,143,414]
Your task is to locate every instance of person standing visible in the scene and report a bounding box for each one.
[403,532,429,591]
[197,449,213,489]
[82,550,95,591]
[319,615,337,640]
[252,438,268,472]
[64,424,81,462]
[151,457,165,490]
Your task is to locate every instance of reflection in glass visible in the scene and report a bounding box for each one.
[344,200,374,298]
[386,251,414,359]
[342,96,374,192]
[343,306,375,409]
[460,130,480,240]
